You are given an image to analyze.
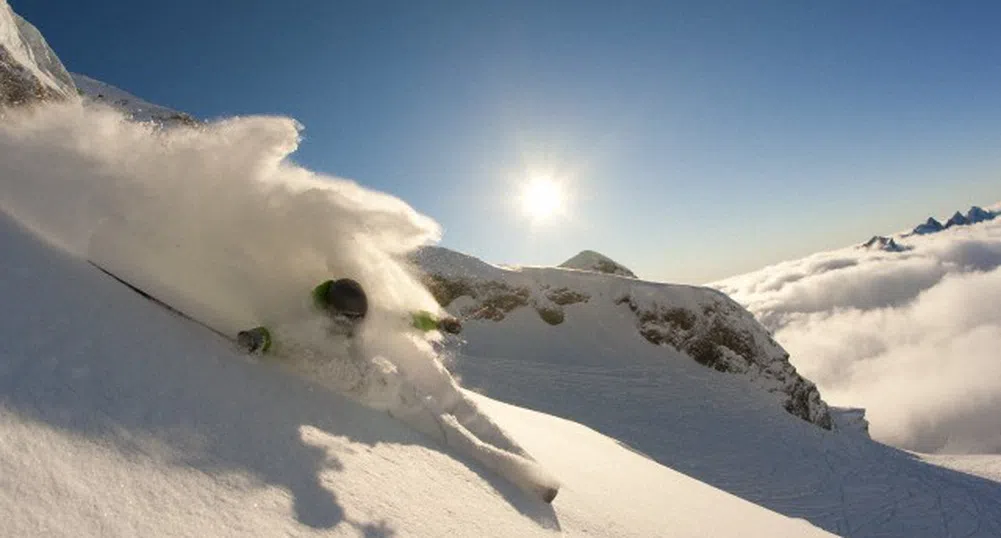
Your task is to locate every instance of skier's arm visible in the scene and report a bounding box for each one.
[412,311,462,334]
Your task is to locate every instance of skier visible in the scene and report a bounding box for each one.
[237,278,461,354]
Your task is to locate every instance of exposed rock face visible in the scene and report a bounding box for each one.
[615,294,832,429]
[830,407,870,438]
[413,246,834,430]
[423,273,586,325]
[0,1,76,107]
[559,250,637,278]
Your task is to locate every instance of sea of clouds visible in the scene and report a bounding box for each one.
[715,215,1001,453]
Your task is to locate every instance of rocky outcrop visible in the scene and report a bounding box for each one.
[615,294,832,429]
[423,273,587,326]
[0,1,76,107]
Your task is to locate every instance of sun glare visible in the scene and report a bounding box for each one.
[520,176,564,221]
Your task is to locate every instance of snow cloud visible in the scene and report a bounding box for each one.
[715,222,1001,453]
[0,102,452,396]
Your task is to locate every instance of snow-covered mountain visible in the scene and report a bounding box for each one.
[558,250,637,278]
[414,246,832,429]
[859,235,907,252]
[909,205,996,236]
[2,3,1001,536]
[0,0,75,105]
[72,73,197,126]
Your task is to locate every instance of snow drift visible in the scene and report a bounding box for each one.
[715,213,1001,453]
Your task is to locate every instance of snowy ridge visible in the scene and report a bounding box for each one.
[414,245,832,428]
[72,73,197,126]
[0,0,75,105]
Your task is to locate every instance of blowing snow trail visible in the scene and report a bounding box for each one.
[0,102,559,502]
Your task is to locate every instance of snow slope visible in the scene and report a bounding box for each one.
[71,73,197,126]
[0,160,831,536]
[410,247,1001,536]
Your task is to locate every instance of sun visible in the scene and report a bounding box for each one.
[520,176,564,221]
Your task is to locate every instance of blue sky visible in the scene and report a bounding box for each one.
[16,0,1001,283]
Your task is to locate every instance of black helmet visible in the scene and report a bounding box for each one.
[320,278,368,320]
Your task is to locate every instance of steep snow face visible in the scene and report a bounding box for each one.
[559,249,637,278]
[413,246,832,429]
[0,210,836,538]
[0,0,75,105]
[72,73,197,126]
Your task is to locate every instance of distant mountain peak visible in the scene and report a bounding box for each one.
[912,217,944,235]
[909,205,997,236]
[966,205,993,224]
[559,250,636,278]
[945,211,969,229]
[860,235,906,252]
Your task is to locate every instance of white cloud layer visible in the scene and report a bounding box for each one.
[715,220,1001,454]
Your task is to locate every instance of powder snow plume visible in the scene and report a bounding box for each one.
[0,102,448,387]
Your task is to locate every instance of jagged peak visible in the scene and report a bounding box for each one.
[860,235,906,252]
